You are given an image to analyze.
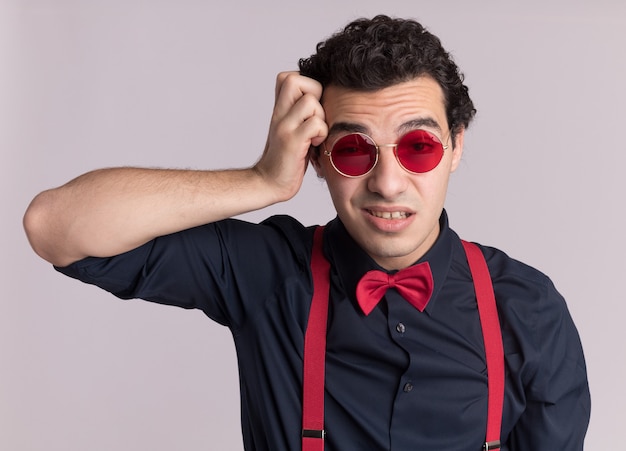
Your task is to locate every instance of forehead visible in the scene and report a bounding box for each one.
[321,76,448,136]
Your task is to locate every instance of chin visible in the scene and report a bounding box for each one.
[366,241,418,263]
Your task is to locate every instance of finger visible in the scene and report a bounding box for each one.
[291,106,328,145]
[280,91,326,133]
[301,116,329,148]
[273,92,327,148]
[274,71,298,101]
[273,72,323,122]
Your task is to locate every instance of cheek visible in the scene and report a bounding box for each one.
[408,162,453,202]
[325,177,350,204]
[422,169,453,205]
[324,174,361,209]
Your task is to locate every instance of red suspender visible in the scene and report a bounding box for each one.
[302,227,330,451]
[303,228,504,451]
[462,240,504,451]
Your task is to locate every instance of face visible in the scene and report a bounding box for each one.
[311,76,464,270]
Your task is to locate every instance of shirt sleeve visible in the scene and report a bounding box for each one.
[54,215,313,330]
[507,286,591,449]
[488,250,591,450]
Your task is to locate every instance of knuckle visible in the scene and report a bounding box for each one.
[281,73,301,91]
[276,71,293,84]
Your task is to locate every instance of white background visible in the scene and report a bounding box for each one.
[2,1,624,449]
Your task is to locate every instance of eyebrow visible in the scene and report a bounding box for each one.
[327,117,445,138]
[327,122,369,136]
[397,118,444,135]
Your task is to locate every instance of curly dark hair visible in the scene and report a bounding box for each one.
[298,15,476,143]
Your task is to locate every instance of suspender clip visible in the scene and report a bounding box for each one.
[483,440,501,450]
[302,429,326,440]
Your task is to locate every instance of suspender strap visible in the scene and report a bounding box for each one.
[302,228,504,451]
[302,227,330,451]
[462,240,505,451]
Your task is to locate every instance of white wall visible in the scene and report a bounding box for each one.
[2,0,624,449]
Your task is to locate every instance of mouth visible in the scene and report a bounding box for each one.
[367,210,412,220]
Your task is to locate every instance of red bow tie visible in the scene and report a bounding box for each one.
[355,262,434,315]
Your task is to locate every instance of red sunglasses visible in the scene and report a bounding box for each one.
[323,129,449,178]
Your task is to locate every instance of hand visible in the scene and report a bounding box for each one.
[254,72,328,201]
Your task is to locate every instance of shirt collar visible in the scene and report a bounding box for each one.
[324,210,454,315]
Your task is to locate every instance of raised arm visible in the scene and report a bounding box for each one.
[23,72,327,267]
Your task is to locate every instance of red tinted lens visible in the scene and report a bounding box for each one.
[396,130,445,173]
[330,134,377,177]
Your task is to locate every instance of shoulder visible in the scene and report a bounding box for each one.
[463,242,560,301]
[466,242,569,330]
[259,215,317,252]
[466,241,585,368]
[449,231,557,301]
[452,238,571,339]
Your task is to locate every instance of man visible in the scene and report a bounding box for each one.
[24,15,590,450]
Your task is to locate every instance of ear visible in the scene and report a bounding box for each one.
[309,146,326,178]
[449,127,465,173]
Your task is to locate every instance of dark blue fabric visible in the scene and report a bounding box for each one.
[56,212,590,450]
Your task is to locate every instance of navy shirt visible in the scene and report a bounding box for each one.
[57,212,590,450]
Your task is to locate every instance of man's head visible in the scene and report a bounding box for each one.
[304,16,475,270]
[299,15,476,145]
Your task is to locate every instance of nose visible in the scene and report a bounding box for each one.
[366,145,409,199]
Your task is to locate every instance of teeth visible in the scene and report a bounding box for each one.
[370,210,408,219]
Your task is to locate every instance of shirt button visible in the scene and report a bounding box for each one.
[403,382,413,393]
[396,323,406,334]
